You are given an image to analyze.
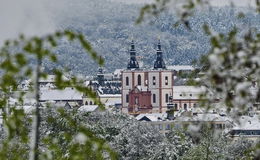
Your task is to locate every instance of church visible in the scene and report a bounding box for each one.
[121,40,174,114]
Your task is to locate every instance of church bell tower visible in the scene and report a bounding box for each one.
[154,40,166,69]
[127,40,139,69]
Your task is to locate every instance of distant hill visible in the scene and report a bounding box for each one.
[43,0,260,75]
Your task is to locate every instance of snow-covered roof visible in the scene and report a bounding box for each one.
[40,88,83,101]
[104,99,121,106]
[78,105,99,112]
[54,101,71,108]
[98,94,121,98]
[40,83,56,90]
[173,86,205,99]
[167,65,195,71]
[136,85,148,91]
[233,115,260,130]
[136,113,167,121]
[67,102,80,107]
[113,69,123,75]
[175,113,233,123]
[39,75,69,83]
[18,79,32,90]
[85,80,90,86]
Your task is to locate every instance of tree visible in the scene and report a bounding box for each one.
[77,111,192,160]
[137,0,260,158]
[0,106,193,160]
[181,128,254,160]
[150,130,192,160]
[0,31,116,160]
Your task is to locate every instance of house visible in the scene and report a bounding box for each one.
[113,69,123,81]
[227,115,260,141]
[135,113,172,134]
[99,94,121,107]
[174,112,234,131]
[167,65,195,75]
[172,86,205,111]
[135,111,234,134]
[39,87,83,105]
[38,74,69,89]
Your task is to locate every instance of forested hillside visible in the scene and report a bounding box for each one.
[43,0,260,75]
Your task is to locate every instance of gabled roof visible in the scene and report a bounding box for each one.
[113,69,123,75]
[54,101,72,109]
[39,75,69,83]
[136,113,167,121]
[40,88,83,101]
[173,86,206,99]
[78,105,99,112]
[167,65,195,71]
[233,115,260,130]
[175,112,233,123]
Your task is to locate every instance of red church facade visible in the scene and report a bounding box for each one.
[128,87,153,114]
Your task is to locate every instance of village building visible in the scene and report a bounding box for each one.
[39,87,83,105]
[122,40,174,114]
[136,111,234,134]
[227,115,260,141]
[172,86,205,111]
[83,69,121,108]
[167,65,195,76]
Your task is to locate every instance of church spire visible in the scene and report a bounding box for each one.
[127,40,139,69]
[154,39,166,69]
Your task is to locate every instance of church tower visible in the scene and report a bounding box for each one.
[97,67,104,86]
[122,39,173,115]
[154,40,166,69]
[127,40,139,69]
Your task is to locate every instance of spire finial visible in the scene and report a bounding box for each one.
[131,35,134,41]
[130,39,135,50]
[157,38,161,51]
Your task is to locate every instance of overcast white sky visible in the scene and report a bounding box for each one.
[0,0,55,44]
[0,0,256,45]
[111,0,256,6]
[210,0,255,7]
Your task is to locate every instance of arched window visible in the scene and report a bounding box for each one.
[126,94,129,103]
[126,77,129,86]
[184,103,187,110]
[165,76,168,85]
[153,94,156,103]
[165,94,169,103]
[85,101,88,105]
[90,101,93,105]
[137,75,141,85]
[152,76,156,85]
